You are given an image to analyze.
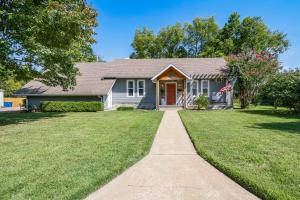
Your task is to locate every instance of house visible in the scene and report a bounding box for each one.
[14,58,232,110]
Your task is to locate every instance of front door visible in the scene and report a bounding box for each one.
[166,83,176,105]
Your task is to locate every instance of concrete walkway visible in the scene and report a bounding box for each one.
[85,110,259,200]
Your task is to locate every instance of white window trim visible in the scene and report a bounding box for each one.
[126,80,135,97]
[137,80,146,97]
[192,80,199,97]
[201,80,210,97]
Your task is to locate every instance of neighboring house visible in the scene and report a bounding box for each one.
[14,58,232,110]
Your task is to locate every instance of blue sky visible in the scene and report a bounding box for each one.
[88,0,300,69]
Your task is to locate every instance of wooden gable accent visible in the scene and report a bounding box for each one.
[157,67,185,81]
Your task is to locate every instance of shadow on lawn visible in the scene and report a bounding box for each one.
[0,112,66,127]
[239,109,300,120]
[249,121,300,134]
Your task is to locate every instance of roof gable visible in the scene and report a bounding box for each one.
[151,64,191,82]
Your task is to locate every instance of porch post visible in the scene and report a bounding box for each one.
[182,79,186,108]
[156,80,159,110]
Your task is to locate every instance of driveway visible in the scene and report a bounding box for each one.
[85,110,259,200]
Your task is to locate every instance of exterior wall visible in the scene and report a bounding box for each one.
[27,96,103,108]
[26,78,227,110]
[205,79,227,102]
[186,79,227,105]
[3,97,25,107]
[104,90,112,109]
[111,78,156,109]
[0,90,3,107]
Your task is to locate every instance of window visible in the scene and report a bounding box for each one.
[137,80,145,97]
[201,80,210,97]
[127,80,135,97]
[192,80,198,97]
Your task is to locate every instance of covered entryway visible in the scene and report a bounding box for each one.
[151,64,191,109]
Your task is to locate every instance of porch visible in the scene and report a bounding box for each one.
[151,64,231,110]
[151,64,190,110]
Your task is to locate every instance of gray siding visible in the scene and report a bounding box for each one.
[27,96,103,108]
[112,79,156,109]
[204,79,226,102]
[27,78,227,110]
[187,79,226,104]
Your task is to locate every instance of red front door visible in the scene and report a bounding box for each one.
[166,83,176,105]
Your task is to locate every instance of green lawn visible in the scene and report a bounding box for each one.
[0,111,163,200]
[179,107,300,200]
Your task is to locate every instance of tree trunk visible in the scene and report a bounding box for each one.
[239,92,250,109]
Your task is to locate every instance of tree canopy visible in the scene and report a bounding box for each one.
[0,0,98,89]
[130,12,289,59]
[227,50,279,108]
[260,69,300,112]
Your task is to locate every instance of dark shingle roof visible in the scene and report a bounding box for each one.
[14,58,227,96]
[103,58,227,79]
[14,63,115,96]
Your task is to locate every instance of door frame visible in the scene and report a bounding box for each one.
[165,82,177,105]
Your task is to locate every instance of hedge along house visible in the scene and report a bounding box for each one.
[14,58,232,110]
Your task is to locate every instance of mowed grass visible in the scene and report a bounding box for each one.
[179,107,300,200]
[0,111,163,200]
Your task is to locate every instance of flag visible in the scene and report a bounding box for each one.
[219,84,232,93]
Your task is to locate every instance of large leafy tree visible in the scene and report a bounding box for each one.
[130,24,186,58]
[0,0,97,89]
[219,12,289,57]
[130,12,288,59]
[157,23,186,58]
[218,12,241,55]
[130,28,158,58]
[184,17,220,57]
[228,50,279,108]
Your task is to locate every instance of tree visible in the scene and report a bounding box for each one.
[130,12,288,59]
[221,13,289,109]
[227,50,279,108]
[130,28,158,58]
[0,78,24,97]
[74,45,98,62]
[157,23,186,58]
[0,0,97,89]
[261,69,300,112]
[184,17,220,57]
[219,13,289,57]
[219,12,241,55]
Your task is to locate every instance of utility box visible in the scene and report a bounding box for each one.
[0,90,3,108]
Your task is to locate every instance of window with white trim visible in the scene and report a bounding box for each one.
[137,80,145,97]
[192,80,198,97]
[127,80,135,97]
[201,80,210,97]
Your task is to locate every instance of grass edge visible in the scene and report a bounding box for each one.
[178,110,277,200]
[77,111,164,200]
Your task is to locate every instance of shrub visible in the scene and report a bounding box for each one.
[40,101,104,112]
[117,106,134,111]
[261,69,300,112]
[195,95,209,110]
